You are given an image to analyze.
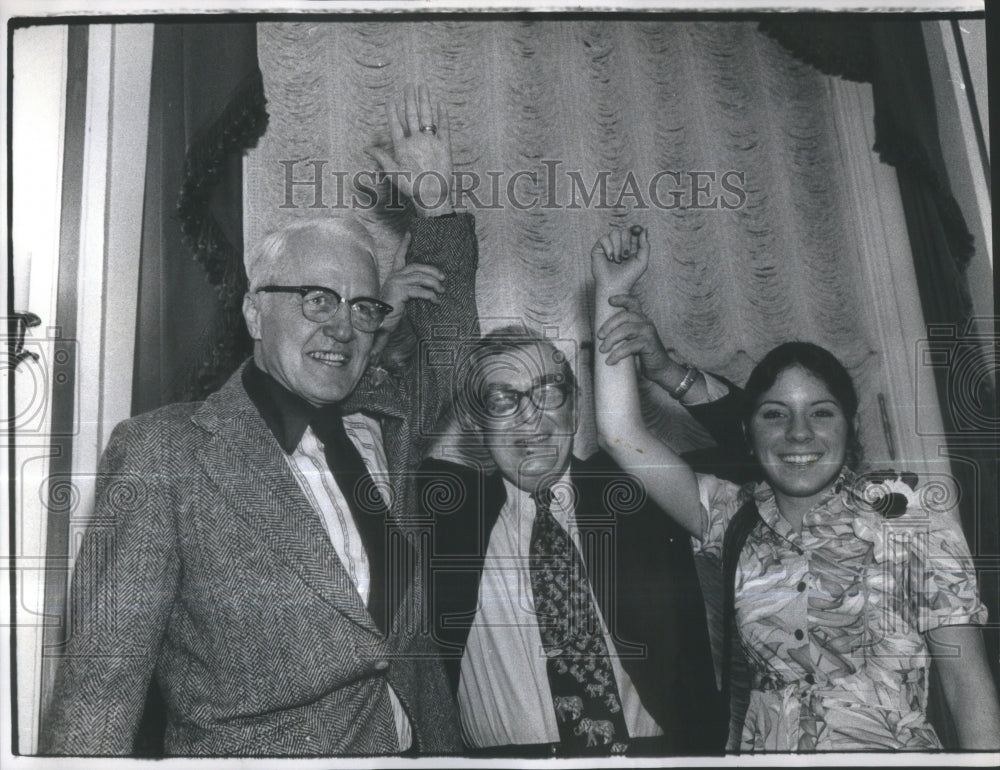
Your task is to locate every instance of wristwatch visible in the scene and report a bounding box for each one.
[669,365,699,400]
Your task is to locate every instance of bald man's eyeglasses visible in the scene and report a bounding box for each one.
[257,285,393,333]
[480,376,572,419]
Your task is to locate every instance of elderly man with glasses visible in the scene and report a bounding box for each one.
[419,324,742,758]
[42,85,475,757]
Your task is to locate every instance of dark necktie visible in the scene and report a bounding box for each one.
[529,487,630,755]
[310,404,404,635]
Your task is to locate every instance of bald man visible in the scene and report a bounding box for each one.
[42,86,477,756]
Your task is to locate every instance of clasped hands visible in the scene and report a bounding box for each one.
[591,227,674,380]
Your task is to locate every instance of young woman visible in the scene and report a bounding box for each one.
[589,228,1000,752]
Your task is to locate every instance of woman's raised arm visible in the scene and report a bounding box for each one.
[590,227,705,539]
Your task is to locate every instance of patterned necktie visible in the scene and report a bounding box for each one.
[529,486,630,755]
[310,404,403,635]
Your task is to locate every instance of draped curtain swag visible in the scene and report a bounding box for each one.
[134,22,267,415]
[758,17,976,271]
[175,25,268,398]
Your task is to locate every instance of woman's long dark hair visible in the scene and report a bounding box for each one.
[740,341,862,471]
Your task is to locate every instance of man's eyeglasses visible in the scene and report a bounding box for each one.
[256,285,393,333]
[480,376,572,419]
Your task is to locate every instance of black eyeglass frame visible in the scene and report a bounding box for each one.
[256,284,394,332]
[479,374,573,420]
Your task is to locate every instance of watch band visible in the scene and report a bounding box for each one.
[669,365,699,400]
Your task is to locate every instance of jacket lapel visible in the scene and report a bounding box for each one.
[193,366,381,637]
[570,455,646,660]
[569,457,611,617]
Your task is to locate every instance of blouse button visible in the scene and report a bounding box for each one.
[797,581,806,592]
[805,673,815,685]
[794,629,804,641]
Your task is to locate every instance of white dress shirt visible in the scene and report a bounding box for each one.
[456,473,662,748]
[285,414,412,751]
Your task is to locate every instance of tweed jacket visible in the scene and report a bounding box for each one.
[420,442,738,755]
[41,214,479,756]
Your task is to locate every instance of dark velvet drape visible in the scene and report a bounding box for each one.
[132,22,267,754]
[133,22,267,415]
[760,14,998,748]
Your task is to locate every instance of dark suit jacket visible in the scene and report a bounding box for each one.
[419,448,730,755]
[41,215,479,756]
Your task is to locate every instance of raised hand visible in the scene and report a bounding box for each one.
[590,226,649,297]
[366,84,454,217]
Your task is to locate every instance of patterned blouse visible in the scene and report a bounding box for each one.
[694,472,987,752]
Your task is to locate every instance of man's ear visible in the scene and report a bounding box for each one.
[243,292,262,340]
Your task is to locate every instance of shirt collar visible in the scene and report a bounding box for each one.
[751,470,851,541]
[501,469,574,531]
[242,362,318,454]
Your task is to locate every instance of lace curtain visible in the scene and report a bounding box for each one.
[246,19,885,458]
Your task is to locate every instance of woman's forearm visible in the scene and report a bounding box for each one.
[593,282,646,455]
[591,284,704,537]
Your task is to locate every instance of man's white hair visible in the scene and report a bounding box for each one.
[245,217,377,291]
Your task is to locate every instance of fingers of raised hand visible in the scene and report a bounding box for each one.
[599,233,615,261]
[394,84,441,138]
[396,262,444,280]
[386,101,406,147]
[605,336,648,365]
[382,265,445,302]
[637,227,650,258]
[632,228,650,271]
[367,145,397,175]
[618,227,648,266]
[418,84,434,130]
[399,285,442,304]
[607,293,641,312]
[609,229,626,263]
[596,309,642,340]
[590,235,609,270]
[436,102,451,147]
[395,264,445,293]
[383,283,441,306]
[404,84,420,135]
[599,320,651,354]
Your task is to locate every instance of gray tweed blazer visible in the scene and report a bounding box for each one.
[41,214,479,756]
